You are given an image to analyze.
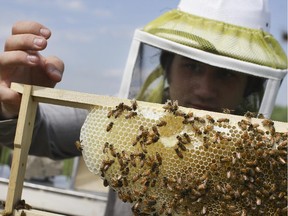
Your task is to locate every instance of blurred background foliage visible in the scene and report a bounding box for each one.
[271,105,287,122]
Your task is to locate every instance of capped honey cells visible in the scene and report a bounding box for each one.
[80,100,287,216]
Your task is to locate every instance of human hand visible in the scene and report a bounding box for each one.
[0,21,64,119]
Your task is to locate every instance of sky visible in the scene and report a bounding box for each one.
[0,0,287,107]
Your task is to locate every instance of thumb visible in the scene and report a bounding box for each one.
[45,56,65,84]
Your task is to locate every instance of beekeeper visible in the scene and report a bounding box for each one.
[0,0,287,215]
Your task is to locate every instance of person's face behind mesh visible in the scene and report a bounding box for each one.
[168,55,248,113]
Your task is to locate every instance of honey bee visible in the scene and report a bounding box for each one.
[201,205,207,214]
[130,154,137,167]
[278,191,286,199]
[133,189,145,197]
[116,152,125,168]
[186,111,194,118]
[103,178,109,187]
[163,100,178,113]
[174,147,183,159]
[109,144,117,157]
[209,162,218,171]
[145,199,157,207]
[142,169,152,177]
[163,100,173,111]
[192,125,202,135]
[155,152,162,165]
[225,183,233,192]
[222,108,234,114]
[194,116,206,124]
[110,179,123,188]
[118,191,133,203]
[102,159,115,172]
[222,195,232,201]
[122,177,128,187]
[203,137,210,149]
[131,99,138,110]
[166,207,173,216]
[159,202,167,214]
[254,166,262,173]
[226,204,237,212]
[203,125,214,134]
[246,160,257,166]
[152,125,160,137]
[241,190,249,197]
[103,142,109,154]
[151,134,160,143]
[199,172,209,182]
[132,173,142,183]
[122,104,132,111]
[183,133,191,143]
[244,111,256,119]
[278,140,287,150]
[132,139,138,146]
[163,179,173,192]
[176,135,187,144]
[107,109,114,118]
[106,122,114,132]
[137,126,148,141]
[157,120,167,127]
[256,128,265,135]
[277,156,286,165]
[254,196,262,206]
[147,194,158,201]
[177,141,187,151]
[174,109,186,117]
[114,109,123,118]
[220,156,231,163]
[151,179,157,187]
[262,119,274,127]
[182,117,194,124]
[205,115,215,123]
[217,118,230,123]
[115,102,124,110]
[121,167,130,176]
[75,140,83,151]
[121,150,130,161]
[125,111,137,119]
[185,206,192,216]
[140,140,148,153]
[240,209,248,216]
[226,170,232,179]
[197,182,207,191]
[238,120,247,130]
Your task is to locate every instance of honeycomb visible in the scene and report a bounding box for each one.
[80,100,287,216]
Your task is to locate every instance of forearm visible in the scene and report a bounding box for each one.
[0,103,88,159]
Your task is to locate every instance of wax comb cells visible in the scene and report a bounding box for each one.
[80,100,287,215]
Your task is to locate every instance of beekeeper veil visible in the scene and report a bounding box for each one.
[119,0,287,117]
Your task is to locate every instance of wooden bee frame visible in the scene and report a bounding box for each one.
[1,83,123,216]
[1,83,287,216]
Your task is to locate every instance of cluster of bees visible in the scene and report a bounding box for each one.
[80,99,287,215]
[1,199,31,216]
